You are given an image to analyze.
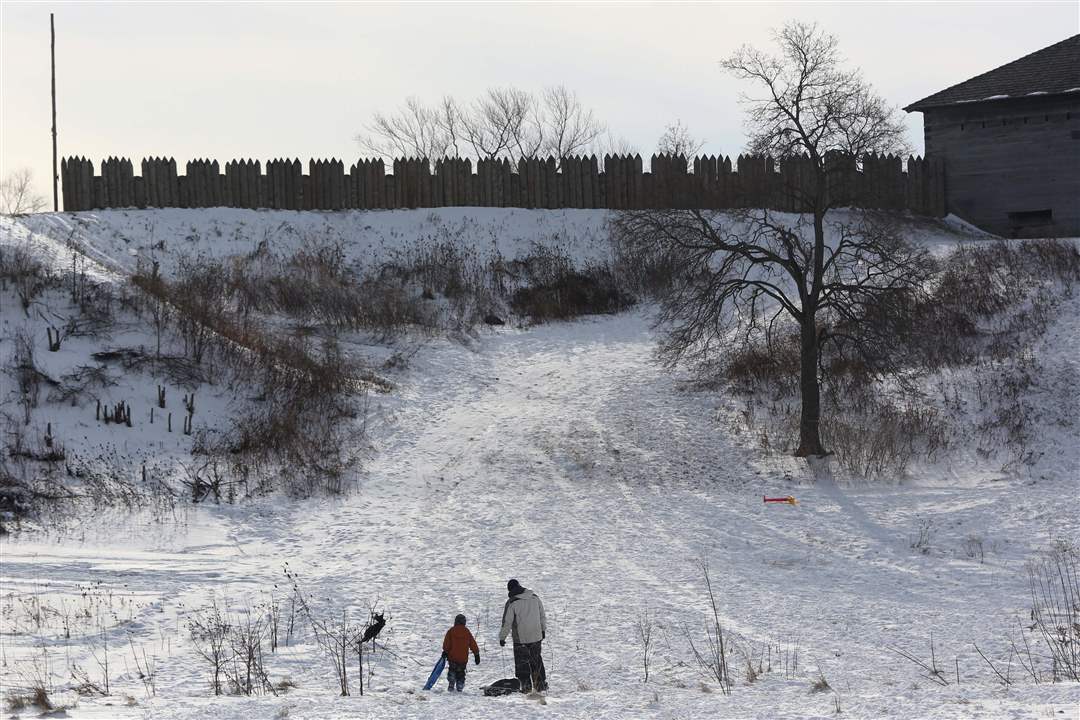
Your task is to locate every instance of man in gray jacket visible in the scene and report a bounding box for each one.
[498,578,548,692]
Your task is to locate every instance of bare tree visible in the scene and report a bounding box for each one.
[358,96,461,161]
[614,22,917,457]
[358,86,605,166]
[1,169,47,215]
[656,119,705,158]
[728,22,909,164]
[540,85,605,163]
[596,131,640,159]
[462,87,542,162]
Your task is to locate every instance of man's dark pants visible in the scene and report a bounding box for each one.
[512,641,547,692]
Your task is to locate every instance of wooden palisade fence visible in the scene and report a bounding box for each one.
[61,153,946,216]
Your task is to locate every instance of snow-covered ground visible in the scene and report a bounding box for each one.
[1,208,1077,719]
[10,207,616,278]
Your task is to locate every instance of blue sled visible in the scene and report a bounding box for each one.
[423,655,447,690]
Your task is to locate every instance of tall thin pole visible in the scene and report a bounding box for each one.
[51,13,58,212]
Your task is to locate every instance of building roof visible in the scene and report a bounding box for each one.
[905,34,1080,112]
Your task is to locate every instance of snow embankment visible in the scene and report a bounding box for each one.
[11,207,616,278]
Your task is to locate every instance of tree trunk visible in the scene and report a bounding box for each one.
[795,314,826,457]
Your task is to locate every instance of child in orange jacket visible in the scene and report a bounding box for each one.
[442,613,480,692]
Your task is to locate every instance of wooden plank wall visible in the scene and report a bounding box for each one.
[60,153,947,216]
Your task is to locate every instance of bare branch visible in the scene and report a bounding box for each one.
[721,21,910,212]
[357,86,605,165]
[656,119,706,159]
[1,169,47,215]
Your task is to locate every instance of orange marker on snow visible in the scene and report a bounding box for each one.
[763,495,798,505]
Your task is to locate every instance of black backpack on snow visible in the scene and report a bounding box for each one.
[483,678,521,696]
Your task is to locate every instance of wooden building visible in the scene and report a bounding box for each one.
[905,35,1080,237]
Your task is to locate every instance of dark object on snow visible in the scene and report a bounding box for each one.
[361,612,386,643]
[455,613,467,625]
[483,678,521,696]
[484,314,506,326]
[507,578,522,593]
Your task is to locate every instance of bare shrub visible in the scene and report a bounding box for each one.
[128,637,157,699]
[714,327,950,476]
[286,567,367,697]
[0,242,52,313]
[187,600,277,697]
[131,261,170,357]
[9,328,43,416]
[612,232,682,298]
[810,670,831,693]
[133,250,380,500]
[974,642,1013,687]
[355,277,432,338]
[742,653,760,683]
[215,235,449,338]
[511,265,633,321]
[70,629,112,696]
[964,535,986,563]
[824,398,949,477]
[63,444,167,511]
[1027,543,1079,681]
[48,364,117,406]
[5,687,52,712]
[684,563,731,694]
[0,446,79,525]
[391,238,502,328]
[170,254,229,365]
[369,235,509,331]
[197,334,367,498]
[889,634,950,687]
[225,611,275,696]
[6,424,65,464]
[188,602,231,695]
[904,239,1080,369]
[369,235,634,328]
[910,518,934,555]
[637,607,655,683]
[508,245,633,322]
[723,336,800,396]
[7,645,53,710]
[227,236,371,329]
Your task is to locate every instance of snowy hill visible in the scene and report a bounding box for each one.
[1,208,1077,719]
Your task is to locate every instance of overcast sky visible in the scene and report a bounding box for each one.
[2,1,1077,205]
